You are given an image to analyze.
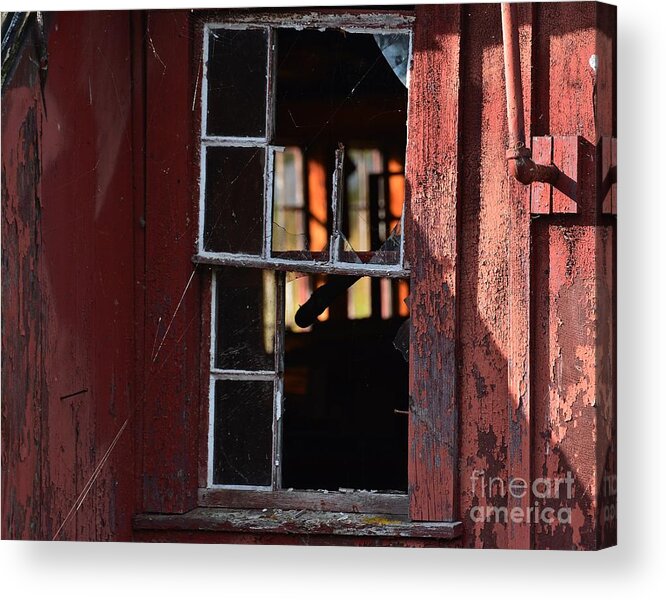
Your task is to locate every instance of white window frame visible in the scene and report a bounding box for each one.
[201,12,415,512]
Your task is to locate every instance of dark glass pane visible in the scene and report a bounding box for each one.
[203,146,265,254]
[213,379,274,486]
[274,29,408,150]
[215,268,276,370]
[206,28,267,137]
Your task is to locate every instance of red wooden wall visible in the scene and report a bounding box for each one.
[450,1,616,550]
[2,11,137,540]
[2,3,616,549]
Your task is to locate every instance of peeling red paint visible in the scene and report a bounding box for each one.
[405,3,462,523]
[2,12,135,541]
[2,3,615,549]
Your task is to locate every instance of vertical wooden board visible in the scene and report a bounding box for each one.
[506,1,533,550]
[595,225,616,547]
[36,11,136,540]
[143,10,201,513]
[1,49,44,540]
[595,3,616,140]
[405,3,461,522]
[2,11,136,540]
[595,2,617,547]
[87,11,135,541]
[131,9,148,526]
[530,136,552,214]
[456,4,514,548]
[552,135,580,213]
[531,1,614,549]
[197,268,213,489]
[38,13,98,539]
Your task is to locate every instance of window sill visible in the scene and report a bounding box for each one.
[133,508,463,540]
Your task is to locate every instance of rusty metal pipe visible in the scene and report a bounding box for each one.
[501,3,559,185]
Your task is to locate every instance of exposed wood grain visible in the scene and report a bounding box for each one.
[192,9,414,29]
[457,3,511,549]
[595,2,617,549]
[506,1,533,550]
[40,12,136,541]
[2,5,616,549]
[192,252,409,278]
[1,46,44,540]
[199,488,408,515]
[134,507,462,539]
[552,135,580,213]
[142,10,200,513]
[532,2,616,550]
[2,12,136,540]
[404,3,461,522]
[531,136,553,214]
[134,529,461,547]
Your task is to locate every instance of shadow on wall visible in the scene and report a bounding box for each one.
[405,1,615,549]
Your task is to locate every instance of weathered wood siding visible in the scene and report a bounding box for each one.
[2,12,136,540]
[2,3,616,549]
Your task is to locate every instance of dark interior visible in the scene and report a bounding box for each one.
[274,27,408,150]
[275,28,410,492]
[281,279,410,492]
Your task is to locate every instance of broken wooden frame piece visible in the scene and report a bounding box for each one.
[530,135,583,215]
[134,507,462,540]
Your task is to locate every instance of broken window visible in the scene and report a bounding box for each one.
[209,269,410,492]
[199,22,410,275]
[200,18,412,501]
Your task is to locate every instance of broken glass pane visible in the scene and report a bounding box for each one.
[373,33,410,88]
[344,148,380,254]
[271,147,308,256]
[215,267,276,371]
[285,273,313,332]
[303,152,330,256]
[271,146,330,262]
[203,146,265,254]
[347,276,372,320]
[293,274,358,329]
[206,28,268,137]
[338,150,404,265]
[213,379,274,486]
[270,28,408,267]
[339,233,363,265]
[274,29,408,151]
